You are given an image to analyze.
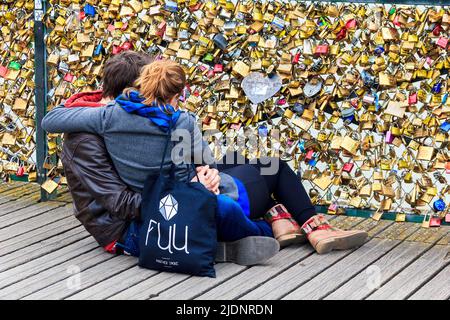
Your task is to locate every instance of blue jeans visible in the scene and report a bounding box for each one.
[117,194,273,257]
[215,194,273,241]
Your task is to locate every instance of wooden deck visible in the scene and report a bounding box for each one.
[0,182,449,300]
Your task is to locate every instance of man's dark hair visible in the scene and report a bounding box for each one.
[102,51,153,98]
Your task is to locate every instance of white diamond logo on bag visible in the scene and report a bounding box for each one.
[159,194,178,221]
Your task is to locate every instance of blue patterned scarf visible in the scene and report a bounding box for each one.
[115,90,181,132]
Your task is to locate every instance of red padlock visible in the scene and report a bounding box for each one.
[445,213,450,223]
[305,149,314,160]
[0,65,8,78]
[408,92,417,105]
[214,64,223,73]
[315,44,329,55]
[16,166,25,177]
[292,52,301,64]
[78,10,86,21]
[433,24,442,36]
[345,19,357,29]
[429,217,441,227]
[342,162,354,173]
[437,37,448,49]
[156,21,167,37]
[276,98,286,105]
[112,45,122,55]
[121,41,132,51]
[335,28,347,41]
[63,73,75,83]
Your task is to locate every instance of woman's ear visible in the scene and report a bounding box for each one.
[170,94,179,108]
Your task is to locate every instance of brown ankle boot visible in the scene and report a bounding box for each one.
[301,215,368,254]
[265,204,306,247]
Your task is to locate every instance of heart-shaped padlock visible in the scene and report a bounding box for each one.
[241,72,282,104]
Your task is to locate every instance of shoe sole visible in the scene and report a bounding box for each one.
[277,234,307,248]
[216,236,280,266]
[315,231,368,255]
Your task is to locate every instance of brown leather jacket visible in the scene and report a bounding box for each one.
[62,132,141,247]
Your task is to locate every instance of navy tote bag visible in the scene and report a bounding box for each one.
[138,124,218,277]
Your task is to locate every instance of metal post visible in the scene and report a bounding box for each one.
[34,0,51,201]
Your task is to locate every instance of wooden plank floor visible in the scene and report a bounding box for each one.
[0,182,448,300]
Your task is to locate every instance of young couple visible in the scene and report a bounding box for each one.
[42,51,367,267]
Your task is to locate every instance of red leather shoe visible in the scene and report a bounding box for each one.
[301,215,368,254]
[265,204,306,247]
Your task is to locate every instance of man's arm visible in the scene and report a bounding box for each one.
[69,134,141,220]
[42,105,107,134]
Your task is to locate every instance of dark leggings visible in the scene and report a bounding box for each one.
[217,153,316,225]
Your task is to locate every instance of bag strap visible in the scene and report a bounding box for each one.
[158,120,202,183]
[159,120,175,175]
[186,162,200,183]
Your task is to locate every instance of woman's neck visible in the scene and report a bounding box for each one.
[100,96,114,104]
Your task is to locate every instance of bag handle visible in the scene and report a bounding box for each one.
[158,120,201,182]
[159,120,174,173]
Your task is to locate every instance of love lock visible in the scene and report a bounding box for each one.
[309,187,320,199]
[241,72,282,104]
[310,58,323,72]
[6,122,16,132]
[16,162,25,177]
[303,78,323,98]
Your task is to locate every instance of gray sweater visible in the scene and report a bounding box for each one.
[42,102,238,198]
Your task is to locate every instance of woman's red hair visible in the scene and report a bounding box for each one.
[134,59,186,106]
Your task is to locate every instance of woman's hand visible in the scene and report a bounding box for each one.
[191,165,220,194]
